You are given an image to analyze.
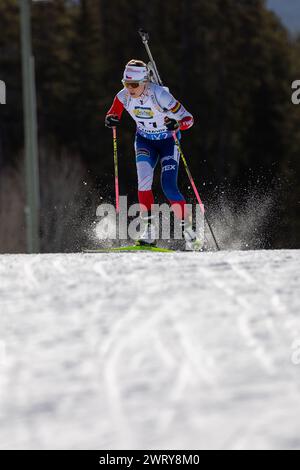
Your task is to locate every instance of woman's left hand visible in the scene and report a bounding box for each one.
[164,117,180,131]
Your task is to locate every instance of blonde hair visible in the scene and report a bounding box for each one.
[126,59,147,68]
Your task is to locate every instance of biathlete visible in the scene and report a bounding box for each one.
[105,59,201,250]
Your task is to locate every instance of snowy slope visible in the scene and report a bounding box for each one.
[0,250,299,450]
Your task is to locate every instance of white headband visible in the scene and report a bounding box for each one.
[123,65,148,82]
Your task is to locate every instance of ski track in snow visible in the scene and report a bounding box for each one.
[0,249,299,450]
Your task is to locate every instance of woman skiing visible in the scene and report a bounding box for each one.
[105,59,200,250]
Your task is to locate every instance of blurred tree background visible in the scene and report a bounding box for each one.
[0,0,299,252]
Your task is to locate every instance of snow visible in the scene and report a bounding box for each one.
[0,250,299,450]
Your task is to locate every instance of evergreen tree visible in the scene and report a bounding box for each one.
[0,0,299,247]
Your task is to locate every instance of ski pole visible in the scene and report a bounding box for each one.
[172,132,220,251]
[112,126,120,214]
[172,132,205,215]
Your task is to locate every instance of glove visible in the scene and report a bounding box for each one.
[164,117,180,131]
[105,114,120,128]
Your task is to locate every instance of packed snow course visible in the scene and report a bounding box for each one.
[0,250,299,450]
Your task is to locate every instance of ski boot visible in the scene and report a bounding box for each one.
[136,214,157,247]
[182,220,203,251]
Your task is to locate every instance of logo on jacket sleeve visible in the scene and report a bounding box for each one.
[170,101,181,114]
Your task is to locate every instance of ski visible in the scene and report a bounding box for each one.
[82,245,177,253]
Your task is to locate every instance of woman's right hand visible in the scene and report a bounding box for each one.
[105,114,120,128]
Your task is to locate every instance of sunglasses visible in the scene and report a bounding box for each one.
[122,80,144,89]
